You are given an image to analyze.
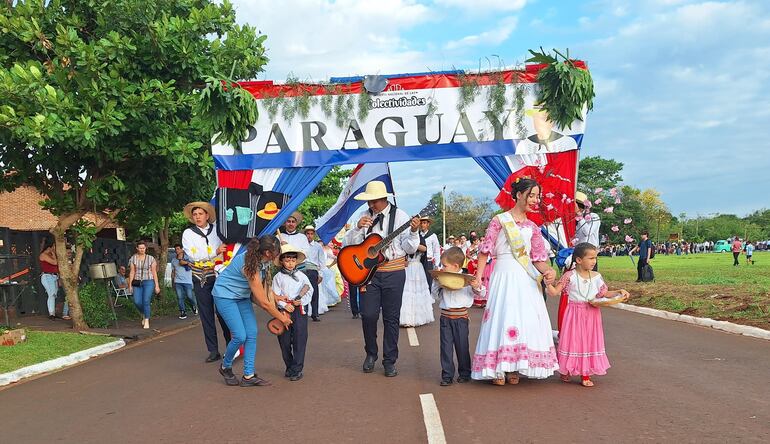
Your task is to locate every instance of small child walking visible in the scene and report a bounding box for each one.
[432,247,485,386]
[546,242,629,387]
[272,245,313,381]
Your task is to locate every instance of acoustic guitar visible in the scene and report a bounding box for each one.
[338,202,438,287]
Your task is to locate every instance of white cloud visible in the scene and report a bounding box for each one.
[578,0,770,215]
[444,16,519,50]
[433,0,528,12]
[231,0,435,80]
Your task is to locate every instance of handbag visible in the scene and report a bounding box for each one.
[131,279,141,287]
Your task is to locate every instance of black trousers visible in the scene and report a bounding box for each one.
[636,259,648,281]
[733,252,740,265]
[303,269,320,318]
[439,316,471,380]
[360,269,406,366]
[193,277,231,354]
[278,307,308,375]
[423,261,434,288]
[349,284,360,316]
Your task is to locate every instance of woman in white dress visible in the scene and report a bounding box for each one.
[320,244,341,308]
[471,178,558,385]
[399,251,435,327]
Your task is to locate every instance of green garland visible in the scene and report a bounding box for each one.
[526,47,595,129]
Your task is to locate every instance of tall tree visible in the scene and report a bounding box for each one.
[577,155,624,193]
[297,166,350,224]
[445,192,495,239]
[0,0,267,329]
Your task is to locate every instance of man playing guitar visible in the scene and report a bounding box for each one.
[343,181,420,377]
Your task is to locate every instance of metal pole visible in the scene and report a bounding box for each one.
[442,186,446,245]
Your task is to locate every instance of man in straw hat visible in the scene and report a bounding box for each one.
[344,180,420,377]
[574,190,601,270]
[182,201,231,363]
[418,216,441,287]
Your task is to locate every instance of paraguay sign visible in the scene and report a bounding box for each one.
[213,65,587,170]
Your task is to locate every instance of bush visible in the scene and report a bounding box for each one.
[79,282,116,329]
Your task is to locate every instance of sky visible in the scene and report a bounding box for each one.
[230,0,770,218]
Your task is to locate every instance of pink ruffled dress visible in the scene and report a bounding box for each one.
[471,214,559,380]
[556,270,611,376]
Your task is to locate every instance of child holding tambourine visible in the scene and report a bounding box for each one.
[546,242,629,387]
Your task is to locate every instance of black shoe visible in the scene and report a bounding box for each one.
[48,315,56,321]
[284,369,292,378]
[289,372,304,382]
[440,379,453,386]
[362,355,376,373]
[219,366,239,386]
[312,316,321,322]
[205,352,221,363]
[352,314,360,319]
[384,364,398,377]
[179,311,188,320]
[457,376,471,383]
[240,374,271,387]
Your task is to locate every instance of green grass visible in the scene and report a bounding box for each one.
[0,330,114,373]
[592,251,770,328]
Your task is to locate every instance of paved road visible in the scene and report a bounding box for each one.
[2,299,768,443]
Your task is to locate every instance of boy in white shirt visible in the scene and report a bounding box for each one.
[431,247,485,386]
[272,245,313,381]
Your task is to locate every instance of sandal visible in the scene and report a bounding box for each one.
[581,378,594,387]
[506,373,519,385]
[491,377,506,386]
[560,374,571,383]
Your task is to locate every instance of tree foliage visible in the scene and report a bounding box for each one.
[0,0,267,329]
[445,192,495,240]
[577,155,624,193]
[297,166,351,224]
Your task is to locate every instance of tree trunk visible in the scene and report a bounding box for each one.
[51,211,88,330]
[158,217,170,282]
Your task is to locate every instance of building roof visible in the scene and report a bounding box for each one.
[0,185,119,231]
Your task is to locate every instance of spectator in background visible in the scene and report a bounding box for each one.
[630,231,653,282]
[39,240,69,321]
[128,240,160,329]
[731,235,742,266]
[172,244,198,320]
[114,265,128,289]
[745,241,754,265]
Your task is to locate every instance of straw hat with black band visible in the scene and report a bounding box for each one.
[274,244,307,267]
[184,201,216,224]
[353,180,393,201]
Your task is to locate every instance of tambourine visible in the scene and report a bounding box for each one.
[267,318,286,335]
[590,294,628,307]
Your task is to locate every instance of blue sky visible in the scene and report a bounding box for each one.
[232,0,770,218]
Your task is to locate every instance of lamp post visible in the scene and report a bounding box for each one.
[442,186,447,245]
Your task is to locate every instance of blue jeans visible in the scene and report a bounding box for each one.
[41,273,68,316]
[174,283,197,311]
[214,296,257,376]
[132,280,155,319]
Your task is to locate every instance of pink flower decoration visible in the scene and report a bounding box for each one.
[609,188,618,197]
[625,235,634,243]
[482,309,491,323]
[615,197,622,204]
[565,198,572,204]
[624,218,633,224]
[584,214,593,221]
[546,203,555,211]
[507,326,519,340]
[594,187,604,193]
[603,206,614,213]
[594,198,602,205]
[545,192,555,199]
[570,237,579,245]
[582,199,592,208]
[611,225,620,232]
[561,193,568,202]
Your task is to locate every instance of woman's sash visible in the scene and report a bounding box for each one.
[497,212,540,282]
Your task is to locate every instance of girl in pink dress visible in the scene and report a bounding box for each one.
[472,178,559,385]
[546,242,629,387]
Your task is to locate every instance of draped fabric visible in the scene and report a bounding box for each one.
[259,165,334,236]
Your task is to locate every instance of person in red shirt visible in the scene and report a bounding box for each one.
[731,236,742,266]
[39,241,69,320]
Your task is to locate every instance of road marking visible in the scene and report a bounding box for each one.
[407,327,419,346]
[419,393,447,444]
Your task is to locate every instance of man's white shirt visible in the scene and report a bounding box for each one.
[344,203,419,260]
